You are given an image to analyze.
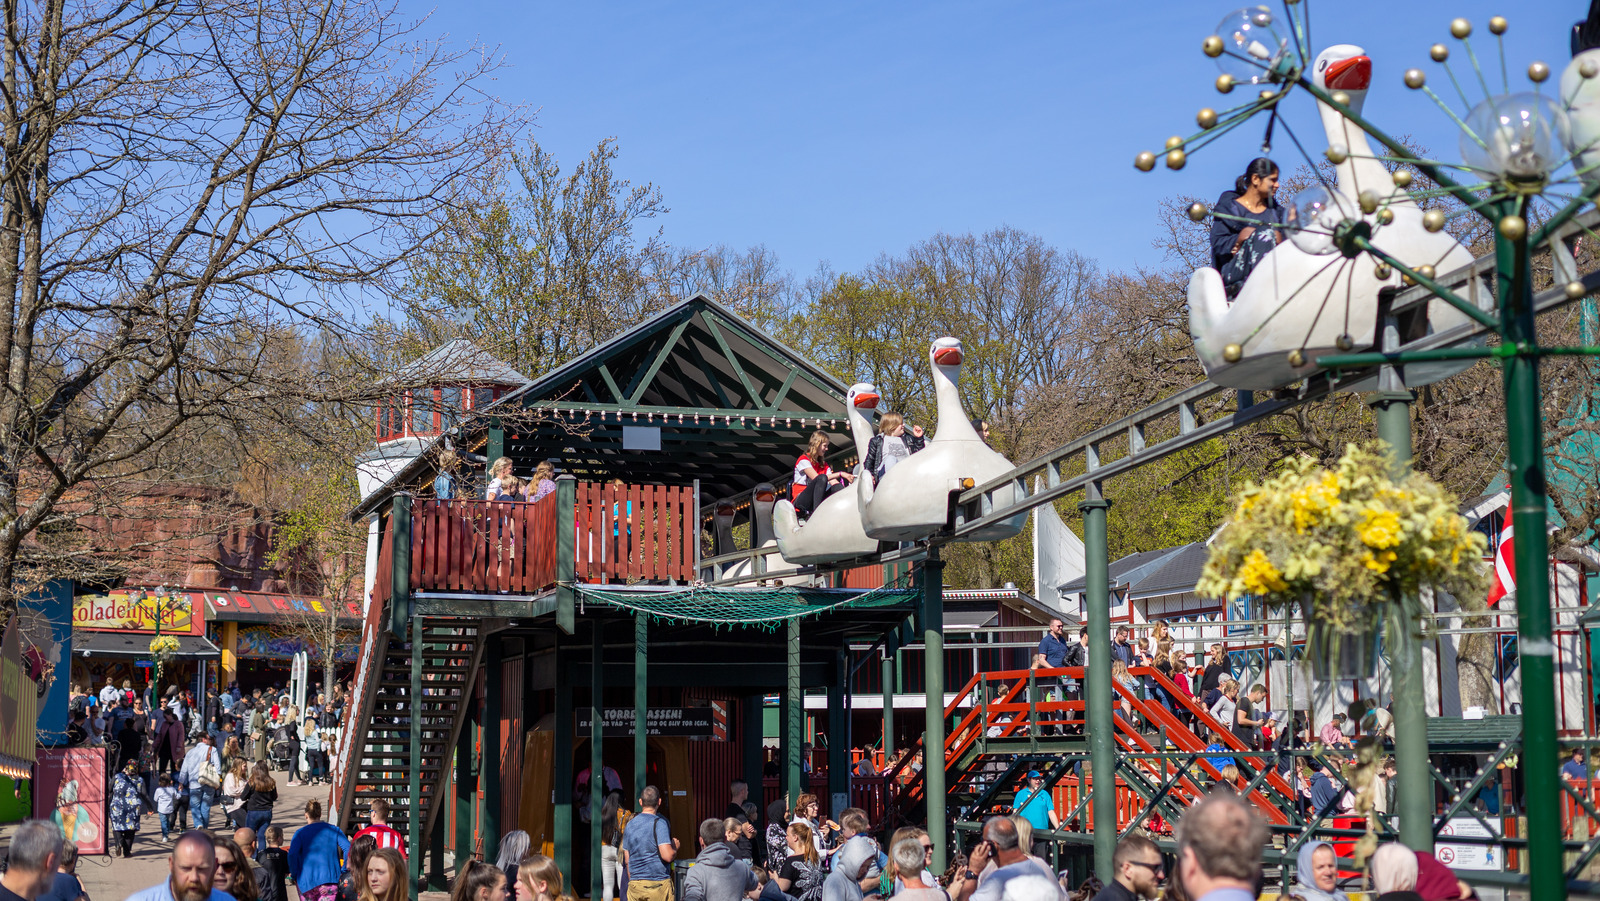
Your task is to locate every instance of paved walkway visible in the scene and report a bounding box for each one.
[40,777,331,901]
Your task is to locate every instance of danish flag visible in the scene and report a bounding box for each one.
[1487,513,1515,607]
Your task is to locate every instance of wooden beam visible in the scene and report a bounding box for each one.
[766,367,800,413]
[627,319,690,404]
[597,364,625,403]
[701,313,762,407]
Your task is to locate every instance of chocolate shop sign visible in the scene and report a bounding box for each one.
[575,707,715,737]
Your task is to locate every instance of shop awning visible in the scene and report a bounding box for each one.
[73,632,221,659]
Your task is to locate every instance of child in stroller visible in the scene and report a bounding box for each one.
[269,724,296,771]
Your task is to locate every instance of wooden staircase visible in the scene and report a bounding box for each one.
[332,609,483,842]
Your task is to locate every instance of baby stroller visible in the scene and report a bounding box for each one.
[269,724,295,771]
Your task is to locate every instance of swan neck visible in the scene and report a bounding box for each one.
[933,362,980,442]
[1316,94,1388,199]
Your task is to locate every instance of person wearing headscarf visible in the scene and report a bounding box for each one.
[1370,843,1423,901]
[1294,841,1350,901]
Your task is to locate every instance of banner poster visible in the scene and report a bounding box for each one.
[23,580,72,746]
[34,748,107,855]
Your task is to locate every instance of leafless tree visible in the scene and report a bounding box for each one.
[0,0,518,605]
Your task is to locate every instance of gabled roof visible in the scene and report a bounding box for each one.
[388,339,531,388]
[351,295,857,519]
[1057,545,1190,596]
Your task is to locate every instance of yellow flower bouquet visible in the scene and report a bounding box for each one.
[1197,443,1488,644]
[149,635,181,661]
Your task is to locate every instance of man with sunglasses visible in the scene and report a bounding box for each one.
[1091,835,1165,901]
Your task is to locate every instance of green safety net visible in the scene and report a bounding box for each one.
[572,576,919,629]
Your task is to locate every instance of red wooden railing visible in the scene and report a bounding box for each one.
[331,584,387,827]
[411,495,562,594]
[406,482,696,595]
[574,481,695,583]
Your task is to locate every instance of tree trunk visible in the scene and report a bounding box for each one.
[1456,615,1499,710]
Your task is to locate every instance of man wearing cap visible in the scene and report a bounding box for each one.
[1012,771,1060,858]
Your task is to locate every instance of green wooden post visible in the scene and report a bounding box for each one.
[554,640,574,879]
[827,651,848,813]
[743,693,765,811]
[922,552,947,874]
[786,617,803,810]
[1372,389,1433,852]
[882,645,896,761]
[487,419,504,467]
[455,691,475,870]
[389,496,412,635]
[1080,491,1115,881]
[635,613,648,805]
[1497,213,1563,901]
[408,616,423,896]
[482,636,502,864]
[591,622,605,901]
[557,477,577,634]
[429,813,446,890]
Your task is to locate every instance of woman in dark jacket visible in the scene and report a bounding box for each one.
[1210,157,1285,297]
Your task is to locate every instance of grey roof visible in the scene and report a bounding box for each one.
[1057,545,1189,595]
[388,339,531,388]
[1127,542,1209,599]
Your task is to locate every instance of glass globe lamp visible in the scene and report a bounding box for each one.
[1285,185,1352,255]
[1213,7,1291,85]
[1461,92,1571,186]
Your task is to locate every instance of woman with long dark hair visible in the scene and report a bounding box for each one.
[1210,157,1284,296]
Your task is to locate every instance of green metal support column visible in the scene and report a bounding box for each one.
[1498,211,1562,901]
[1080,492,1115,882]
[743,693,765,807]
[429,813,445,889]
[408,615,423,896]
[786,617,803,810]
[389,496,412,634]
[591,622,605,901]
[635,613,648,804]
[1372,389,1432,852]
[827,651,848,813]
[455,688,475,870]
[487,419,504,468]
[554,640,574,879]
[922,551,947,874]
[557,476,577,634]
[482,636,502,864]
[882,644,896,761]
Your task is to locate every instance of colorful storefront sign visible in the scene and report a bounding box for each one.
[35,748,106,855]
[205,590,361,624]
[72,591,202,635]
[235,625,358,663]
[0,618,38,777]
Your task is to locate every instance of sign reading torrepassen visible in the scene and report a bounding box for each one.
[576,707,715,737]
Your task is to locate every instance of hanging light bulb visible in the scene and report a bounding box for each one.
[1211,6,1292,86]
[1285,184,1354,254]
[1461,92,1571,186]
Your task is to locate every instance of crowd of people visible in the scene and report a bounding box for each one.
[63,679,349,857]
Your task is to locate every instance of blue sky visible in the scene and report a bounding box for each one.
[409,1,1578,278]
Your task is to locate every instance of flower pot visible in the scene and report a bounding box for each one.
[1304,612,1380,680]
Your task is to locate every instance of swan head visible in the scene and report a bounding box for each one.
[930,337,964,370]
[1312,44,1371,109]
[848,382,880,411]
[752,483,777,511]
[714,501,736,527]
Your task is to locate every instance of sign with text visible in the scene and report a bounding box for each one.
[576,707,716,737]
[72,593,202,636]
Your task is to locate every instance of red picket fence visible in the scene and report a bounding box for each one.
[403,482,696,594]
[574,481,695,583]
[411,495,563,594]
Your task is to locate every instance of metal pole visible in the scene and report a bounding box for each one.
[882,649,896,762]
[743,693,765,816]
[786,617,803,811]
[482,636,502,865]
[591,622,605,901]
[1080,491,1115,882]
[635,613,648,806]
[828,651,849,815]
[553,640,574,879]
[1497,213,1563,901]
[1372,388,1433,852]
[455,688,474,870]
[923,551,947,873]
[408,616,424,896]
